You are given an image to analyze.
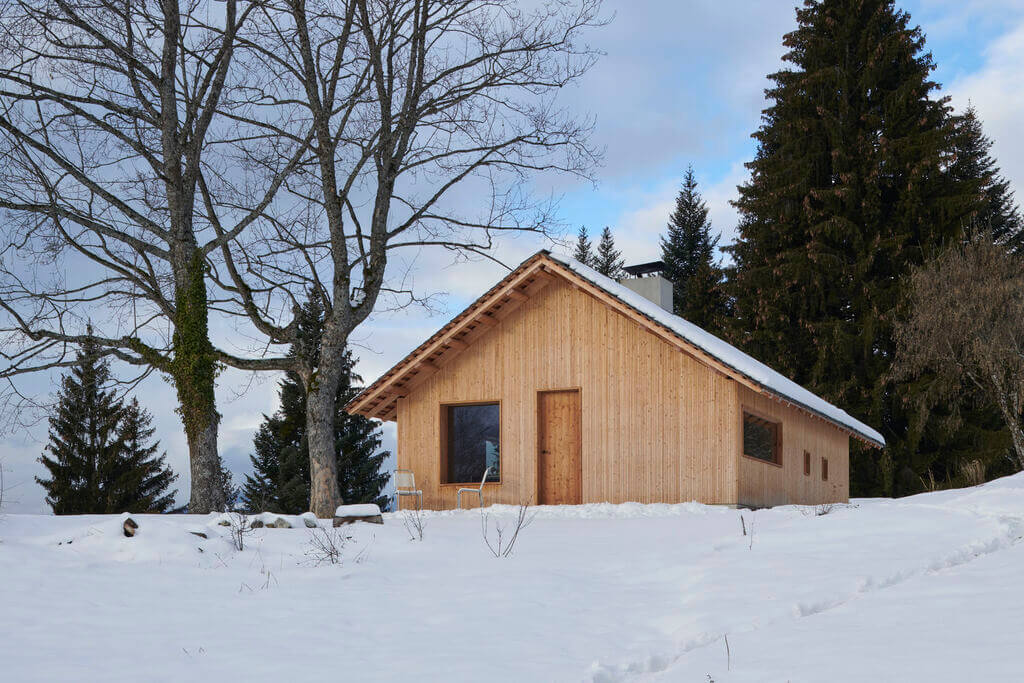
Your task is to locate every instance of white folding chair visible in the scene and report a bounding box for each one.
[457,467,492,509]
[394,469,423,510]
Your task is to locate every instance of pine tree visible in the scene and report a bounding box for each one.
[572,226,595,266]
[105,399,178,513]
[37,334,177,513]
[660,166,727,332]
[242,292,390,513]
[594,226,624,278]
[726,0,1000,496]
[240,415,283,512]
[949,106,1022,250]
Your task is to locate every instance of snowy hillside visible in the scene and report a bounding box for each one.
[2,476,1023,682]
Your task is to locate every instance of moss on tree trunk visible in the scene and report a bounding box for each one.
[171,249,222,513]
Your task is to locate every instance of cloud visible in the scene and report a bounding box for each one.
[947,19,1024,200]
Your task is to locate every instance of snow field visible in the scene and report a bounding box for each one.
[1,474,1022,681]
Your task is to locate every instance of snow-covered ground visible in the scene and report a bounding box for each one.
[2,476,1023,682]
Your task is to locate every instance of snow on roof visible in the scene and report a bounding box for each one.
[546,252,886,447]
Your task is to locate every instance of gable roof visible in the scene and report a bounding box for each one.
[346,251,885,448]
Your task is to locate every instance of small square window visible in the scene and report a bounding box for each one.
[821,457,829,481]
[803,451,811,476]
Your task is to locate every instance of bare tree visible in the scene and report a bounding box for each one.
[893,232,1024,470]
[0,0,305,511]
[207,0,604,516]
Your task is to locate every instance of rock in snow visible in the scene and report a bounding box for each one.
[333,503,383,527]
[122,517,139,537]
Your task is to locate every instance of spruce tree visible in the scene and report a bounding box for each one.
[242,293,390,513]
[572,226,595,266]
[949,106,1022,250]
[241,415,283,512]
[594,226,625,278]
[660,166,727,332]
[37,336,177,513]
[105,399,178,513]
[727,0,998,496]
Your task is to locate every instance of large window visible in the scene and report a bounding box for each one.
[442,403,500,484]
[743,411,781,465]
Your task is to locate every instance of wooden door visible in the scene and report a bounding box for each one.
[537,390,582,505]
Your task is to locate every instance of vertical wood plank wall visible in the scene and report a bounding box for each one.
[394,278,851,510]
[396,280,741,509]
[736,385,850,507]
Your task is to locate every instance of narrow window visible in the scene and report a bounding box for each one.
[803,451,811,476]
[821,457,829,481]
[742,412,781,465]
[442,403,500,484]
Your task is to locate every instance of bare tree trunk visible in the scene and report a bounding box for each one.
[1006,420,1024,471]
[305,321,345,517]
[306,385,341,517]
[993,386,1024,471]
[184,417,221,512]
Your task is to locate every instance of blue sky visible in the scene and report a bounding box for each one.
[4,0,1024,513]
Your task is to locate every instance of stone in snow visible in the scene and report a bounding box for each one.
[333,503,383,527]
[122,517,139,537]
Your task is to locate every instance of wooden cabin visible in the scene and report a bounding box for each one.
[346,251,885,510]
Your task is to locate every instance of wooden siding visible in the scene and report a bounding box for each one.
[395,279,742,510]
[735,384,850,507]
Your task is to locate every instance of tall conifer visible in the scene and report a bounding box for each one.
[949,106,1022,250]
[572,226,595,266]
[37,336,177,513]
[106,399,178,513]
[727,0,996,495]
[594,226,625,278]
[660,166,727,332]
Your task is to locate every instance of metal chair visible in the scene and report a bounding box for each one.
[394,469,423,510]
[457,467,492,509]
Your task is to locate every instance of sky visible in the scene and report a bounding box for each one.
[4,0,1024,513]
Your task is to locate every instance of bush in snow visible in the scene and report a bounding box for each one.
[305,526,351,566]
[481,503,535,558]
[402,508,426,542]
[226,512,255,551]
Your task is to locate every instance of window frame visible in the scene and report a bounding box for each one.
[804,450,811,476]
[821,457,829,482]
[741,408,783,467]
[439,400,502,486]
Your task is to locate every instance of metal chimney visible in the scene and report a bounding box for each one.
[618,261,673,313]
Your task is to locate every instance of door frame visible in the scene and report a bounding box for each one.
[534,387,583,505]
